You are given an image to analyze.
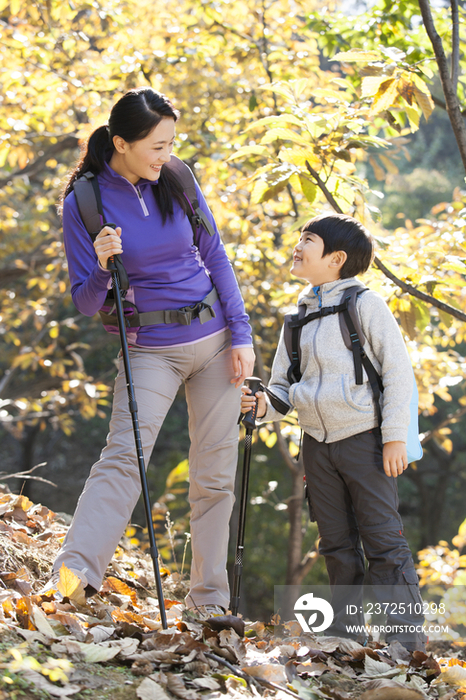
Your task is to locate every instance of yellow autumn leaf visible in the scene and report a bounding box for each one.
[370,79,399,116]
[413,86,435,121]
[106,576,138,605]
[13,495,33,511]
[369,156,385,181]
[433,664,466,686]
[56,564,85,601]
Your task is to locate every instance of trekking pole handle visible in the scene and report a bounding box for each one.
[241,376,263,431]
[101,222,119,272]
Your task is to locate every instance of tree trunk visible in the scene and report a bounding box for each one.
[18,424,41,499]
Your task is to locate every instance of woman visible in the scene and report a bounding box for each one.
[48,88,254,617]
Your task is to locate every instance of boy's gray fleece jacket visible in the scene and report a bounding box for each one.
[260,277,413,444]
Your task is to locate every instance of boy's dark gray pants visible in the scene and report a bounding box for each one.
[303,430,427,650]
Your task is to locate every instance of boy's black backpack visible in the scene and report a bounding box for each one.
[282,286,422,464]
[72,155,218,331]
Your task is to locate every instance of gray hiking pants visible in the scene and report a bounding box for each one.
[303,430,427,649]
[53,329,241,610]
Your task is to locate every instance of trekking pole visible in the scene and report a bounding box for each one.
[106,234,168,630]
[231,376,262,617]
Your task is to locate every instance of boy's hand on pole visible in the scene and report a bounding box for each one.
[241,386,266,419]
[231,347,255,389]
[383,441,408,478]
[94,225,122,269]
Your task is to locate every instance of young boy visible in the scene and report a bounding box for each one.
[241,213,426,652]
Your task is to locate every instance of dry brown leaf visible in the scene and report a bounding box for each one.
[243,663,286,683]
[191,677,221,690]
[132,659,156,676]
[51,639,85,656]
[165,672,201,700]
[184,661,211,674]
[86,624,115,643]
[296,646,328,662]
[133,650,182,665]
[32,604,57,638]
[219,628,247,663]
[295,661,328,676]
[313,636,341,653]
[136,677,171,700]
[338,638,367,655]
[143,616,162,630]
[360,687,424,700]
[11,530,34,545]
[282,620,302,636]
[205,614,245,637]
[48,611,87,640]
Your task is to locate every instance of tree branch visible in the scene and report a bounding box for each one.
[450,0,459,91]
[0,135,79,188]
[305,160,466,323]
[431,94,466,116]
[0,255,52,286]
[298,546,320,580]
[421,405,466,446]
[274,421,300,476]
[0,462,56,487]
[417,0,466,172]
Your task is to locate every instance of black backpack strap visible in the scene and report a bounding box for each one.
[339,286,384,424]
[262,384,291,415]
[73,172,104,239]
[73,173,129,291]
[284,305,306,384]
[164,155,216,245]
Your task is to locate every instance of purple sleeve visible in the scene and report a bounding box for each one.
[62,192,112,316]
[194,183,252,347]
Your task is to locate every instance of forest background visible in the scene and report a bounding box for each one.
[1,0,466,622]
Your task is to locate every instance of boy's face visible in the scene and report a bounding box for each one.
[291,231,342,286]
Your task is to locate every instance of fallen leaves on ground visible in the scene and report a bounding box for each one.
[1,489,466,699]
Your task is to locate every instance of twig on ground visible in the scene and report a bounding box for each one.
[0,462,56,487]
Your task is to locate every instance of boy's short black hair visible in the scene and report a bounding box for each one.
[302,214,374,278]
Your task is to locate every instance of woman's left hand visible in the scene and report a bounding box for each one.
[231,347,255,389]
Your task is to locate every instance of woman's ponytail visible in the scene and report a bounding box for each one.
[59,125,111,207]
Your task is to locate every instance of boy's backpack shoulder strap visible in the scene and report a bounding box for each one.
[164,155,216,243]
[339,285,383,422]
[338,285,367,351]
[283,304,306,384]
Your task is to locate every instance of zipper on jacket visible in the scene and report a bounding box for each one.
[313,316,327,441]
[312,285,322,308]
[135,186,150,216]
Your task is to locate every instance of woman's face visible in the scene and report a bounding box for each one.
[111,117,176,185]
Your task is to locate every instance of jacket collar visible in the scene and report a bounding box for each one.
[298,277,366,308]
[99,161,157,190]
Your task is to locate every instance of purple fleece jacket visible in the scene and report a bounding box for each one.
[62,161,252,347]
